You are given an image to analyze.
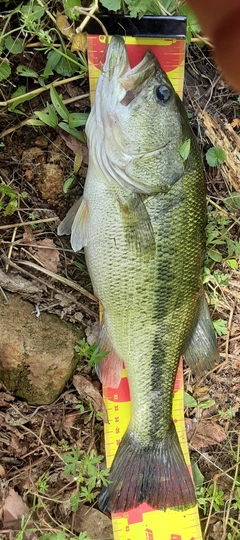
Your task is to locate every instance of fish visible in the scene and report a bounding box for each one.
[58,35,219,513]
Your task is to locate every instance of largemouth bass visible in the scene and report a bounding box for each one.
[58,36,218,513]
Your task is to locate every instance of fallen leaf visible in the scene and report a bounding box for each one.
[186,419,226,450]
[73,375,108,422]
[194,386,209,397]
[0,390,14,407]
[211,520,224,540]
[85,322,99,346]
[33,238,60,273]
[74,505,113,538]
[231,118,240,128]
[59,131,88,163]
[0,464,6,478]
[71,32,87,53]
[22,229,35,244]
[56,11,74,38]
[3,489,37,539]
[22,233,60,273]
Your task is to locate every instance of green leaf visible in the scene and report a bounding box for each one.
[58,122,85,142]
[125,0,154,17]
[191,459,204,487]
[213,319,228,336]
[16,65,39,78]
[4,199,18,216]
[54,50,80,77]
[225,191,240,211]
[44,50,61,78]
[206,146,226,167]
[27,119,45,126]
[63,447,80,476]
[198,399,215,410]
[5,36,24,54]
[74,152,82,174]
[34,105,58,128]
[179,139,191,161]
[184,391,197,408]
[227,258,238,270]
[50,86,69,121]
[68,112,88,128]
[100,0,121,10]
[63,0,81,20]
[159,0,176,11]
[179,4,201,43]
[63,175,75,194]
[21,2,45,23]
[8,86,36,113]
[207,249,222,262]
[0,61,11,82]
[10,85,27,100]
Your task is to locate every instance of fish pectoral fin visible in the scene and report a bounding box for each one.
[57,198,83,236]
[120,193,155,252]
[70,197,89,252]
[183,293,219,377]
[98,422,196,513]
[96,321,123,389]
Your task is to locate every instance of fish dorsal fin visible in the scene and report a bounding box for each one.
[70,197,89,252]
[183,293,219,377]
[96,320,123,389]
[57,198,82,236]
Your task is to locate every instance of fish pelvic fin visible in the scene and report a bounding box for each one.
[96,321,123,388]
[98,421,196,513]
[57,197,89,252]
[183,293,219,377]
[57,198,82,236]
[71,197,89,252]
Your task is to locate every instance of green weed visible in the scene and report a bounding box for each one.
[74,338,108,369]
[29,85,88,144]
[197,483,225,515]
[206,146,226,167]
[63,449,109,511]
[0,178,27,216]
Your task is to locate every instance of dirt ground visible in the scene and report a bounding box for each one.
[0,32,240,540]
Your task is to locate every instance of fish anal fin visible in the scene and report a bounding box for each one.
[96,349,123,389]
[71,197,89,252]
[98,421,196,512]
[183,293,219,377]
[96,321,123,388]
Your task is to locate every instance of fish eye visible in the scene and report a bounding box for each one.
[156,85,171,103]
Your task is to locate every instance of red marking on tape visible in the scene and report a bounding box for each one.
[145,528,154,540]
[88,35,185,76]
[126,42,184,73]
[114,502,155,524]
[106,376,131,402]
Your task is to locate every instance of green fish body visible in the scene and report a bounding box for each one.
[58,36,218,513]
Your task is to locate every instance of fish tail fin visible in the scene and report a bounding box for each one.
[99,421,196,513]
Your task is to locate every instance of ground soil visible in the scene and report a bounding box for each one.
[0,34,240,540]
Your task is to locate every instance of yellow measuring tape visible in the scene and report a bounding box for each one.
[87,31,203,540]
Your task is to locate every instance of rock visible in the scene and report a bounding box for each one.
[74,505,113,540]
[0,294,83,404]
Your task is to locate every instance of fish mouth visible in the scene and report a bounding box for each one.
[102,36,157,103]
